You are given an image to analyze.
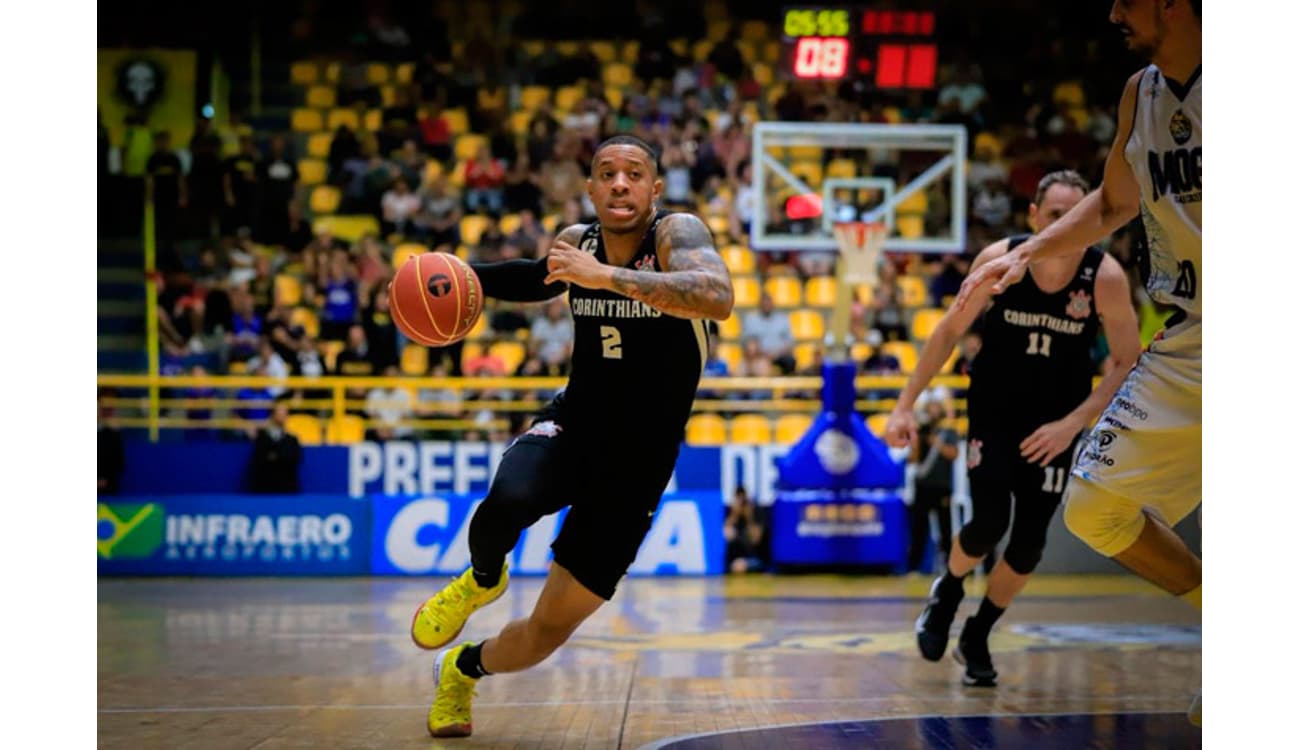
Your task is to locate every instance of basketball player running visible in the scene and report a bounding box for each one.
[886,171,1140,686]
[957,0,1201,722]
[410,135,734,738]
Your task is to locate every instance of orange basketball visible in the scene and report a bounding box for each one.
[388,252,483,347]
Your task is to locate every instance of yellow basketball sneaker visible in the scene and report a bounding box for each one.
[1188,690,1201,727]
[427,643,478,738]
[411,564,509,650]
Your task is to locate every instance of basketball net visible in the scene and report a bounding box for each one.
[827,222,887,362]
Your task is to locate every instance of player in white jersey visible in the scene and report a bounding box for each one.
[956,0,1201,725]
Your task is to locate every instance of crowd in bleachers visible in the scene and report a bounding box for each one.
[102,1,1181,445]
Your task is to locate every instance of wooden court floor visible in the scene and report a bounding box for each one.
[98,575,1201,749]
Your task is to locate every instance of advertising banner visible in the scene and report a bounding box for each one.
[770,489,908,568]
[97,496,370,575]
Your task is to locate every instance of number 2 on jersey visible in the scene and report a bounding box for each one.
[1027,332,1052,357]
[600,325,622,359]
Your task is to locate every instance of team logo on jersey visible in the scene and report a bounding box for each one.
[580,236,599,254]
[967,439,983,469]
[1096,430,1117,452]
[525,420,563,438]
[1169,109,1193,146]
[634,255,656,272]
[1066,289,1092,319]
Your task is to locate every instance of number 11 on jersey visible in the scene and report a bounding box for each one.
[1027,332,1052,357]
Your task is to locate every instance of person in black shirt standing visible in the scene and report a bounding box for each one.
[885,171,1141,687]
[223,135,260,235]
[145,131,186,271]
[257,135,298,247]
[414,135,734,738]
[908,399,958,574]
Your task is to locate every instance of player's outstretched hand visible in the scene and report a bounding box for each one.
[955,247,1030,311]
[545,240,609,289]
[1020,416,1085,467]
[883,408,918,449]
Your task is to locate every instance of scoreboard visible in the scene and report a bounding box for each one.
[781,7,938,88]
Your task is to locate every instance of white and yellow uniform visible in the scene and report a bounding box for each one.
[1068,64,1202,554]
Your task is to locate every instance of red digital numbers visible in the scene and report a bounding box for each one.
[793,37,850,79]
[875,44,937,89]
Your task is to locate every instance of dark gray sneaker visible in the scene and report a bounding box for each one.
[953,618,998,687]
[915,575,962,662]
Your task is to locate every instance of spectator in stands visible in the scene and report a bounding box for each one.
[393,139,426,187]
[729,160,755,240]
[381,176,422,237]
[236,358,275,425]
[938,63,989,128]
[319,248,359,341]
[223,135,259,235]
[365,365,415,441]
[335,324,373,376]
[227,287,263,361]
[471,213,507,263]
[146,131,186,268]
[362,285,399,373]
[418,359,464,427]
[708,28,746,82]
[415,174,462,251]
[327,124,361,184]
[248,336,290,396]
[464,144,506,215]
[742,292,796,374]
[952,331,982,377]
[724,486,766,574]
[529,297,575,374]
[246,397,302,494]
[928,254,969,307]
[464,340,507,377]
[862,329,901,375]
[907,399,958,573]
[502,153,543,215]
[257,135,298,247]
[972,178,1013,231]
[660,143,695,210]
[379,87,419,156]
[98,391,124,495]
[538,140,585,213]
[869,282,908,342]
[418,104,454,163]
[187,117,224,239]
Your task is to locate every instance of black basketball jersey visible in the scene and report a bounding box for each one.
[967,236,1104,437]
[544,211,710,456]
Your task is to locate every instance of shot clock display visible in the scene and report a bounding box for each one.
[781,7,938,88]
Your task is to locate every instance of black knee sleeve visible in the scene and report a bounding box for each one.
[957,510,1010,559]
[1001,539,1045,575]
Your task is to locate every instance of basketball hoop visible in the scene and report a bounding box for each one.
[826,222,887,362]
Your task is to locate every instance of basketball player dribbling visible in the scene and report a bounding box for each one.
[409,135,734,738]
[958,0,1201,724]
[887,171,1141,687]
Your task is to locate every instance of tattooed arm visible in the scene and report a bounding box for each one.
[615,213,734,320]
[543,214,734,319]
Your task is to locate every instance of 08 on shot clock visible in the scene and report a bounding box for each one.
[781,6,938,88]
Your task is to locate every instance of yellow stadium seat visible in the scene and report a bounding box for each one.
[1053,80,1086,108]
[556,85,585,112]
[762,40,782,64]
[952,416,970,437]
[521,41,546,57]
[764,276,802,308]
[298,158,327,186]
[706,20,730,43]
[706,214,730,238]
[312,214,380,243]
[898,276,928,307]
[396,62,414,84]
[291,108,324,132]
[866,413,890,438]
[454,134,487,162]
[731,414,773,444]
[717,343,742,373]
[668,38,689,57]
[274,274,302,306]
[740,19,768,42]
[324,61,340,84]
[466,312,489,340]
[306,132,333,159]
[603,62,633,87]
[290,307,320,339]
[853,283,875,307]
[366,63,391,85]
[827,158,857,179]
[620,40,640,64]
[911,308,946,340]
[732,276,760,307]
[380,85,397,107]
[393,243,427,269]
[720,245,755,274]
[717,314,741,340]
[401,344,429,376]
[460,215,490,246]
[509,110,533,136]
[555,41,581,56]
[422,160,444,186]
[943,346,961,374]
[306,85,336,109]
[776,414,813,444]
[227,360,249,375]
[793,341,819,370]
[686,414,728,446]
[320,340,345,371]
[364,109,382,132]
[882,341,919,374]
[790,160,823,187]
[326,414,366,445]
[443,108,469,135]
[851,342,873,363]
[589,41,617,64]
[805,276,837,307]
[308,185,341,214]
[752,62,773,86]
[327,108,360,131]
[290,61,319,85]
[790,310,826,342]
[898,215,926,240]
[520,86,552,111]
[499,213,522,235]
[489,341,526,374]
[605,87,624,109]
[789,145,822,161]
[285,414,323,446]
[692,39,713,63]
[542,214,561,234]
[459,342,483,373]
